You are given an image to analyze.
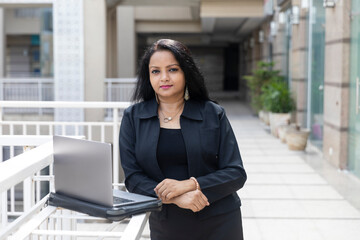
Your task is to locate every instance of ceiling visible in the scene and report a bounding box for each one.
[107,0,266,46]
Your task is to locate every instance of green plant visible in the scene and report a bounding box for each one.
[261,81,295,113]
[244,61,283,113]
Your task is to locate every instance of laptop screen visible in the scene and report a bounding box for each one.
[53,136,114,207]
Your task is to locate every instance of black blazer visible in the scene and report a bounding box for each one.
[119,98,247,219]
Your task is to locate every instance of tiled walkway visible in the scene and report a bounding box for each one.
[221,100,360,240]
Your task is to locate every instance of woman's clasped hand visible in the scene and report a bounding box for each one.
[154,178,209,212]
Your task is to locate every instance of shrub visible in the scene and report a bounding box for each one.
[244,61,283,113]
[261,81,295,113]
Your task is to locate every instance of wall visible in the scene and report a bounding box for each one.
[5,8,41,34]
[291,4,309,128]
[322,0,351,169]
[191,47,224,94]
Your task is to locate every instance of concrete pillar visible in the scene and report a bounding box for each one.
[322,0,351,169]
[106,8,117,78]
[0,8,4,79]
[252,31,261,70]
[83,0,106,126]
[290,3,308,127]
[261,22,271,62]
[53,0,85,128]
[116,6,136,78]
[0,8,5,101]
[272,11,286,74]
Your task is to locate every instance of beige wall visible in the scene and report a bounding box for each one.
[5,8,41,34]
[201,0,264,18]
[261,21,271,62]
[322,0,351,169]
[290,6,308,127]
[106,8,117,78]
[272,17,286,74]
[0,8,5,78]
[83,0,106,121]
[116,6,136,78]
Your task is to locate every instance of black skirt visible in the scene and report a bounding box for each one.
[149,204,244,240]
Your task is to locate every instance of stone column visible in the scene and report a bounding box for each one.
[53,0,85,132]
[272,10,287,75]
[322,0,351,169]
[83,0,106,127]
[252,31,262,69]
[116,6,136,78]
[0,8,4,80]
[290,1,308,127]
[261,21,271,62]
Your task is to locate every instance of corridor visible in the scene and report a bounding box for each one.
[220,100,360,240]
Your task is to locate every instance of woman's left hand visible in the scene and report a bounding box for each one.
[155,178,195,201]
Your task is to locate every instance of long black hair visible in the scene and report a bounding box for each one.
[133,39,210,102]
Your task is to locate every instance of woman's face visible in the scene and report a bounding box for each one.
[149,50,186,102]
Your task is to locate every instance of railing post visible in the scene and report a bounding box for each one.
[107,79,112,102]
[23,177,33,212]
[0,106,3,228]
[113,107,119,189]
[61,209,75,240]
[106,80,112,118]
[0,106,3,163]
[38,80,43,115]
[23,146,35,212]
[0,78,3,101]
[1,191,8,228]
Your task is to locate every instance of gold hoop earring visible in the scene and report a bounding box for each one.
[155,93,159,104]
[184,86,190,101]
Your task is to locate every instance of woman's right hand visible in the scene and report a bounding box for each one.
[168,190,210,212]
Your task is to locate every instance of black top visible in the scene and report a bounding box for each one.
[157,128,189,180]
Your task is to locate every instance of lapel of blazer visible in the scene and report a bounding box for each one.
[180,100,203,178]
[146,117,165,181]
[137,98,165,181]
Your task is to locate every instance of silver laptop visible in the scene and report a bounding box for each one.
[53,135,157,207]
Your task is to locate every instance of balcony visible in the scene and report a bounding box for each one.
[0,101,151,239]
[2,100,360,239]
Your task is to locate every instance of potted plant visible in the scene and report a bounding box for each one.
[262,80,295,137]
[278,120,296,143]
[285,125,311,151]
[244,61,283,124]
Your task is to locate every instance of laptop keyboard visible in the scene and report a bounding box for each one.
[113,196,134,205]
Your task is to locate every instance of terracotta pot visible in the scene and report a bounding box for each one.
[258,110,264,122]
[262,111,270,126]
[278,124,296,143]
[269,112,291,138]
[286,128,310,151]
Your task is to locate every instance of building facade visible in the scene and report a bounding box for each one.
[243,0,360,178]
[1,0,360,179]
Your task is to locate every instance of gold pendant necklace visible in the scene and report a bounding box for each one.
[160,104,184,123]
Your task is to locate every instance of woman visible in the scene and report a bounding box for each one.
[119,39,247,240]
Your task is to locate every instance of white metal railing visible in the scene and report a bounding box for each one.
[0,78,54,101]
[0,139,149,240]
[0,140,52,239]
[105,78,136,102]
[0,101,131,184]
[0,135,52,223]
[0,78,54,115]
[0,78,137,115]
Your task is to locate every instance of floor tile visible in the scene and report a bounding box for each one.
[245,163,315,173]
[314,219,360,240]
[246,173,328,185]
[254,219,325,240]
